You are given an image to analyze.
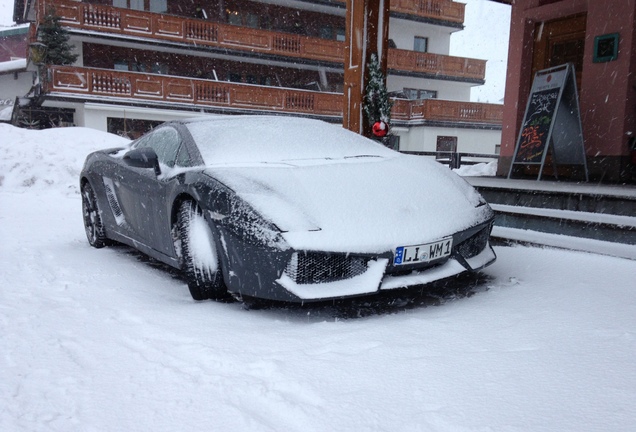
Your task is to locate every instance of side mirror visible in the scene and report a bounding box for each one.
[123,147,161,176]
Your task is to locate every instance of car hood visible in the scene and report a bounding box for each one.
[204,155,493,253]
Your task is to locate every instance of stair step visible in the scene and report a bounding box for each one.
[489,204,636,245]
[490,204,636,228]
[467,177,636,217]
[462,177,636,246]
[491,226,636,260]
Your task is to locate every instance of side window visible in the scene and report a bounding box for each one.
[132,133,153,149]
[175,144,193,167]
[134,128,181,168]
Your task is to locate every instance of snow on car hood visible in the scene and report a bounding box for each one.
[204,154,492,253]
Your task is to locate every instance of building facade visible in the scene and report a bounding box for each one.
[13,0,502,154]
[498,0,636,183]
[0,25,32,122]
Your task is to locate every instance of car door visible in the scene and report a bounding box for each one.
[113,127,183,256]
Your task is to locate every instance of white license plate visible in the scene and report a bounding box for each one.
[393,238,453,266]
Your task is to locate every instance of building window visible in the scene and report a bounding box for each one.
[245,13,259,28]
[150,62,168,74]
[130,61,147,72]
[226,10,242,25]
[336,28,346,42]
[129,0,144,10]
[319,26,330,39]
[114,60,129,71]
[403,88,437,100]
[228,72,242,83]
[436,136,457,159]
[149,0,167,13]
[107,117,162,140]
[319,26,345,41]
[385,135,400,151]
[414,36,428,53]
[113,0,166,13]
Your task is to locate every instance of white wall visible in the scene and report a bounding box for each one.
[388,19,455,54]
[395,126,501,155]
[81,103,208,132]
[72,39,84,66]
[0,70,34,101]
[387,75,473,101]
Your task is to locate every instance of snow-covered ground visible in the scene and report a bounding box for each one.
[1,124,635,431]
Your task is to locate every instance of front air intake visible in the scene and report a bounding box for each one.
[285,252,369,284]
[456,226,490,259]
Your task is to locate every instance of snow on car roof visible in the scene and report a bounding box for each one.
[184,116,397,165]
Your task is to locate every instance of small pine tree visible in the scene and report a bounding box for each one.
[38,9,78,65]
[363,53,393,127]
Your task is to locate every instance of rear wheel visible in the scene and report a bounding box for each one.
[177,200,227,301]
[81,182,108,248]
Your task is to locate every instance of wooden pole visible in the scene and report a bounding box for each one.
[343,0,390,137]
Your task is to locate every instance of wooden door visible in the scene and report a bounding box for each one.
[532,14,586,89]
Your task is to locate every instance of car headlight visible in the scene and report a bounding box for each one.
[210,198,288,249]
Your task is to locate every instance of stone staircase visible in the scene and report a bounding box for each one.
[464,177,636,259]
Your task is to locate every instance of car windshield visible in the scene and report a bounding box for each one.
[185,116,395,165]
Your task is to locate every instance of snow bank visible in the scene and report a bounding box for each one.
[0,124,129,194]
[453,160,497,177]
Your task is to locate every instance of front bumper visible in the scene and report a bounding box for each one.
[274,220,496,302]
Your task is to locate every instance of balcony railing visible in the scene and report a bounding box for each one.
[390,0,464,23]
[44,65,343,116]
[37,0,482,81]
[392,98,503,123]
[388,49,485,81]
[44,65,502,124]
[334,0,465,24]
[39,0,344,62]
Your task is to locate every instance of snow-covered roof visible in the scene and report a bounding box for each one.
[0,23,29,36]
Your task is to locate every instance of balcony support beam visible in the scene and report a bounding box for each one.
[343,0,390,137]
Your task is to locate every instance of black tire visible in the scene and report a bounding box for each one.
[81,182,109,248]
[177,200,227,301]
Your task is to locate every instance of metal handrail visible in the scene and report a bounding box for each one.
[401,151,499,169]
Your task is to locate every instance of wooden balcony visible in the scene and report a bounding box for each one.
[388,49,485,81]
[43,65,502,125]
[39,0,344,63]
[390,0,464,24]
[37,0,482,82]
[392,98,504,124]
[44,65,344,116]
[335,0,465,25]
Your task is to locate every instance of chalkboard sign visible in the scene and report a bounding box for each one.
[514,88,560,163]
[508,63,588,181]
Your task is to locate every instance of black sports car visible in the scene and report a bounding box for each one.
[80,116,496,302]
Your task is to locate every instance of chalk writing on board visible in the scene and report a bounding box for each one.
[514,88,559,163]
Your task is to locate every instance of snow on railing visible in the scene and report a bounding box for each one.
[45,65,503,124]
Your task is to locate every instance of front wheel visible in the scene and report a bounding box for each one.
[81,182,109,248]
[177,201,227,301]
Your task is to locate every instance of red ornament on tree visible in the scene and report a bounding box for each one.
[372,121,388,137]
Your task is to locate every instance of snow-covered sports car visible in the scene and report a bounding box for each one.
[80,116,496,302]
